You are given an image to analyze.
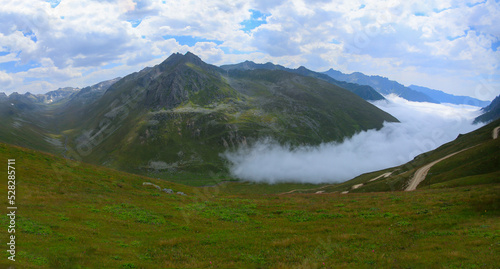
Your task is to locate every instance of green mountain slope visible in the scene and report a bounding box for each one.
[474,94,500,123]
[0,78,120,156]
[221,61,386,101]
[47,52,398,182]
[0,93,61,154]
[1,142,498,268]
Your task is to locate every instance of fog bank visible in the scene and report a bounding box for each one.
[223,95,483,184]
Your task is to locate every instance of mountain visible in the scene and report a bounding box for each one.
[61,52,397,179]
[323,69,439,103]
[0,92,59,153]
[0,52,398,183]
[39,87,80,103]
[474,94,500,123]
[221,61,385,101]
[1,87,79,105]
[0,78,120,155]
[0,78,119,108]
[409,85,490,107]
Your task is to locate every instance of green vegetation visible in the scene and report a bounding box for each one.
[1,142,499,268]
[474,94,500,123]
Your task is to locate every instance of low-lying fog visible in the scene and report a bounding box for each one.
[223,95,484,184]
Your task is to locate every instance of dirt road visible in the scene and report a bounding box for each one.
[369,171,393,182]
[280,184,336,195]
[493,126,500,139]
[405,147,474,191]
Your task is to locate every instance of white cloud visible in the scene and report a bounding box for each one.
[0,53,18,64]
[0,70,13,87]
[223,95,483,184]
[0,0,497,100]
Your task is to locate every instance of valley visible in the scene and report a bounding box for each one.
[2,2,499,268]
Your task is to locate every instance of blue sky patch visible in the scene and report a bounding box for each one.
[23,31,37,42]
[359,4,366,9]
[163,35,223,46]
[330,39,341,44]
[45,0,61,8]
[0,60,40,73]
[447,35,465,41]
[128,19,142,28]
[221,47,250,55]
[102,62,123,70]
[414,12,426,16]
[240,9,268,33]
[433,7,450,13]
[466,0,486,7]
[491,40,500,51]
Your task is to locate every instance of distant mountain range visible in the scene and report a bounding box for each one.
[408,85,490,107]
[0,52,397,180]
[221,61,385,101]
[323,69,490,107]
[6,87,79,104]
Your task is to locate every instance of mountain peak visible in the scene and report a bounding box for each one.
[325,68,342,75]
[159,51,205,69]
[183,51,203,63]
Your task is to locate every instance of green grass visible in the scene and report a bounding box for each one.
[423,137,500,188]
[0,142,499,268]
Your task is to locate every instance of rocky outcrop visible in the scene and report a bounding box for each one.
[142,182,161,190]
[142,182,186,196]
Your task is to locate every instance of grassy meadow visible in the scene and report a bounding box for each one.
[0,142,499,268]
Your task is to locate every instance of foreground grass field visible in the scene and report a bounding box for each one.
[1,142,499,268]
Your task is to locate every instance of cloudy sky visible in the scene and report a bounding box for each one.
[0,0,499,100]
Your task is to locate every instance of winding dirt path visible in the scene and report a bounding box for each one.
[280,184,336,195]
[405,125,499,191]
[369,171,393,182]
[405,147,474,191]
[351,184,363,190]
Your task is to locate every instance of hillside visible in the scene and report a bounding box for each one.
[0,52,398,184]
[0,92,59,154]
[221,61,385,101]
[474,94,500,123]
[0,141,498,268]
[0,78,120,156]
[323,69,439,103]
